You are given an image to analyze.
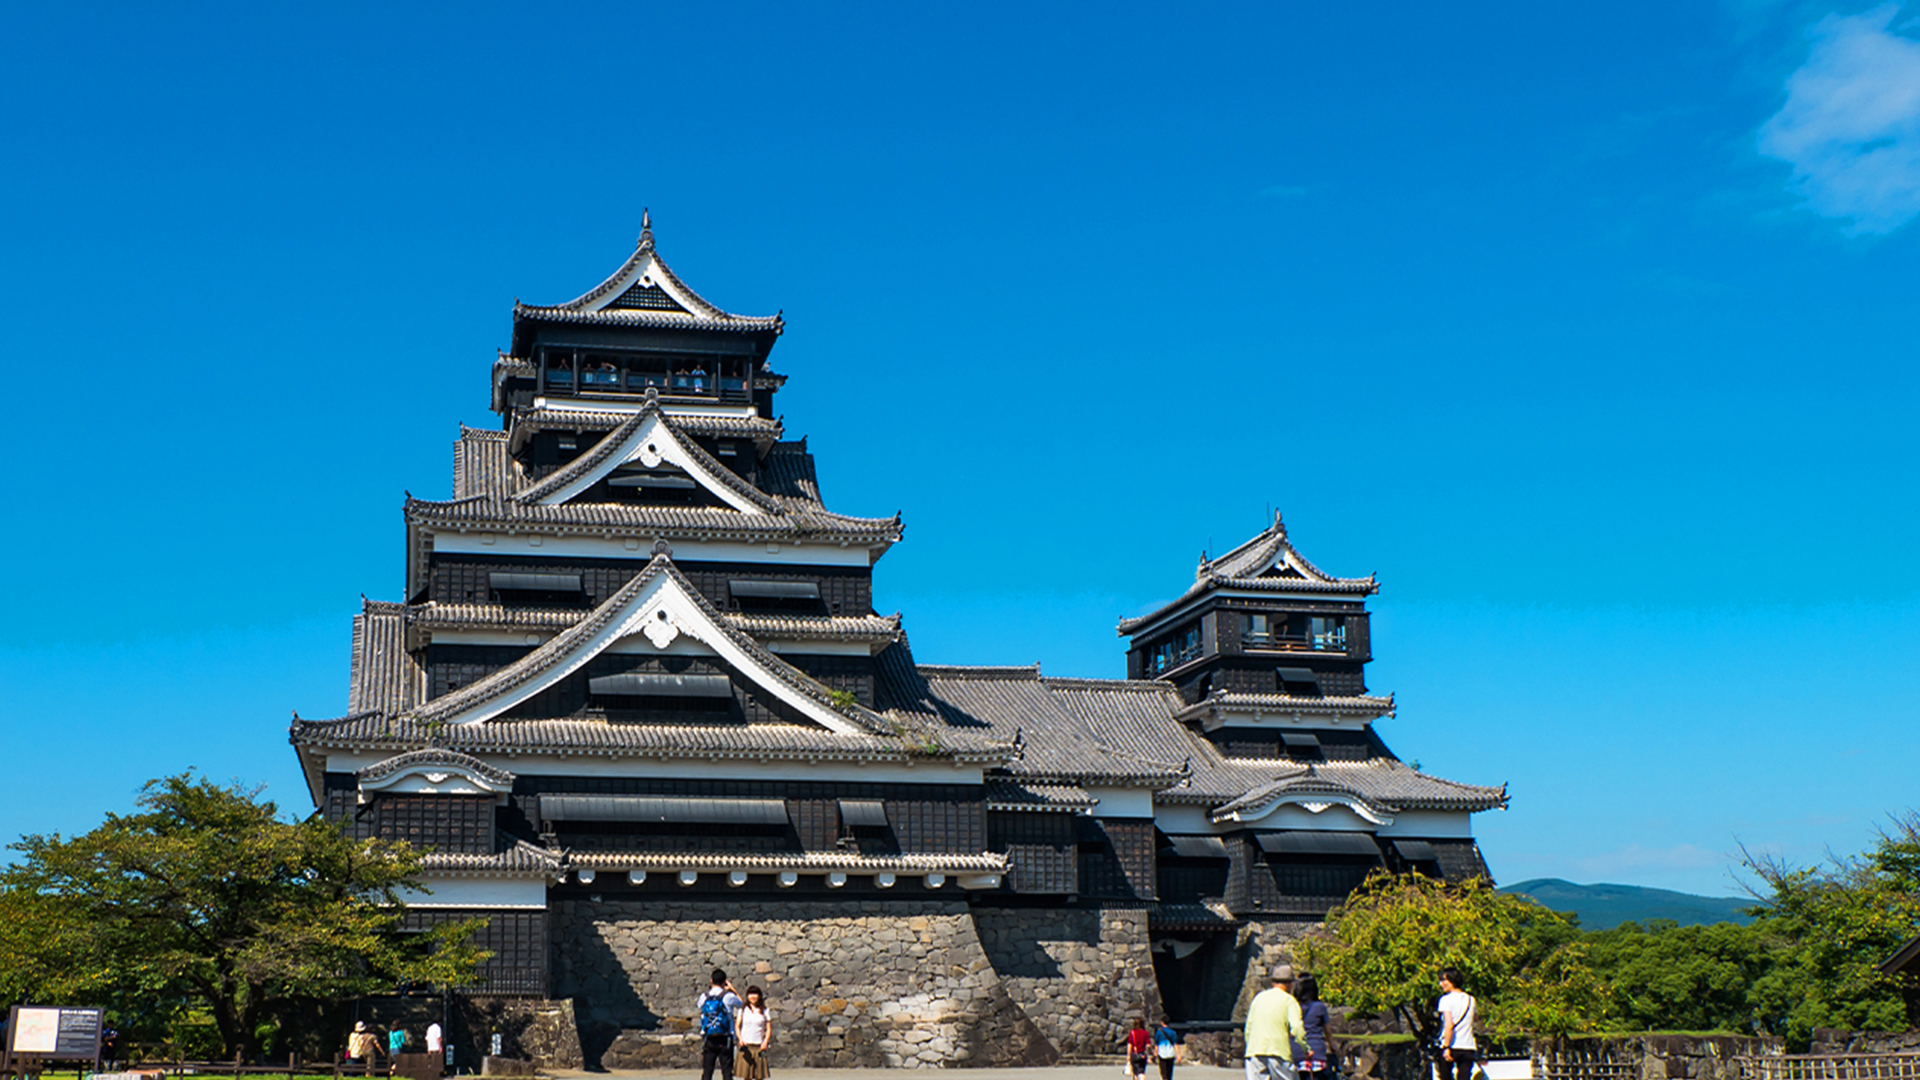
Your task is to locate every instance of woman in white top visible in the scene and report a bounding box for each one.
[735,985,772,1080]
[1436,968,1477,1080]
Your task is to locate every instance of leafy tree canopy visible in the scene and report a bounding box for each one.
[1299,872,1609,1044]
[1582,919,1770,1033]
[1742,819,1920,1046]
[0,774,489,1057]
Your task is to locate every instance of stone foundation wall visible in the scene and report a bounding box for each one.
[972,906,1161,1058]
[454,998,582,1072]
[551,898,1057,1069]
[1809,1030,1920,1055]
[1228,918,1324,1021]
[1535,1035,1781,1080]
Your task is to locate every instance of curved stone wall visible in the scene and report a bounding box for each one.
[550,898,1057,1069]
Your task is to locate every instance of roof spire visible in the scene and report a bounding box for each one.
[1272,509,1286,537]
[637,208,653,249]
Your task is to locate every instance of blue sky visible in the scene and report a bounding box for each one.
[2,1,1916,898]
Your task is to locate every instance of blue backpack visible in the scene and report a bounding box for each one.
[700,992,732,1036]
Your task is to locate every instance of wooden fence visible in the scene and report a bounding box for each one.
[1736,1054,1920,1080]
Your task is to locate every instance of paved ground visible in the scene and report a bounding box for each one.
[549,1060,1251,1068]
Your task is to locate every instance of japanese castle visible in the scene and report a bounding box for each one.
[289,218,1506,1068]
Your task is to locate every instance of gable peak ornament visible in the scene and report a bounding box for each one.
[642,608,681,649]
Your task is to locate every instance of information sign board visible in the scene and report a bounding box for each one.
[5,1005,104,1061]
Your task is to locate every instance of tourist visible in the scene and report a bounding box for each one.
[1244,964,1307,1080]
[1125,1017,1152,1079]
[1152,1016,1182,1080]
[425,1021,444,1062]
[734,985,772,1080]
[1295,976,1330,1080]
[697,968,744,1080]
[388,1025,408,1068]
[1437,969,1477,1080]
[347,1021,378,1068]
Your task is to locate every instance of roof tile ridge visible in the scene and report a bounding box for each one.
[1208,524,1285,575]
[1042,676,1178,693]
[355,747,515,785]
[533,234,654,312]
[776,497,904,528]
[409,558,674,724]
[1115,579,1209,635]
[512,409,651,505]
[917,663,1045,680]
[1270,537,1376,588]
[643,247,729,320]
[407,491,494,510]
[660,414,786,514]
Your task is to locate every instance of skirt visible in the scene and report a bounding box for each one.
[736,1045,770,1080]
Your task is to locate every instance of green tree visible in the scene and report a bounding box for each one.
[1299,872,1608,1046]
[1744,820,1920,1047]
[1582,919,1770,1033]
[0,774,489,1057]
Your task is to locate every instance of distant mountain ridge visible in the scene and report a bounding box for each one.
[1501,878,1755,930]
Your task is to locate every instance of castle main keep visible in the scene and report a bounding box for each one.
[290,220,1507,1068]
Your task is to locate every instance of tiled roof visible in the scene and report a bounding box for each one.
[940,672,1508,815]
[905,662,1181,786]
[1175,691,1397,722]
[405,555,895,735]
[410,602,903,644]
[514,306,783,334]
[726,612,903,643]
[506,405,783,454]
[420,834,562,878]
[1150,901,1241,929]
[512,219,783,337]
[512,399,782,511]
[291,713,1011,763]
[408,403,900,545]
[568,850,1008,873]
[357,748,516,786]
[490,355,538,413]
[758,442,822,502]
[453,425,520,499]
[405,496,902,543]
[1118,512,1378,636]
[349,601,423,716]
[1212,762,1508,818]
[411,604,585,632]
[1040,677,1302,802]
[984,780,1097,812]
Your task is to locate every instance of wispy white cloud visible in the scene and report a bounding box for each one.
[1569,842,1734,879]
[1758,4,1920,234]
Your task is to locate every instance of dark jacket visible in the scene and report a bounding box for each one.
[1302,1000,1330,1059]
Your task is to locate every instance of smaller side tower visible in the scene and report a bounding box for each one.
[1121,512,1376,703]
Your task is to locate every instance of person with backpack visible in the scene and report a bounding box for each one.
[697,968,745,1080]
[1151,1016,1182,1080]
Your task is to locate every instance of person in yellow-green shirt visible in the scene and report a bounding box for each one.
[1244,964,1308,1080]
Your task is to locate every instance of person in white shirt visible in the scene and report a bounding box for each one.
[734,986,772,1080]
[1436,968,1478,1080]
